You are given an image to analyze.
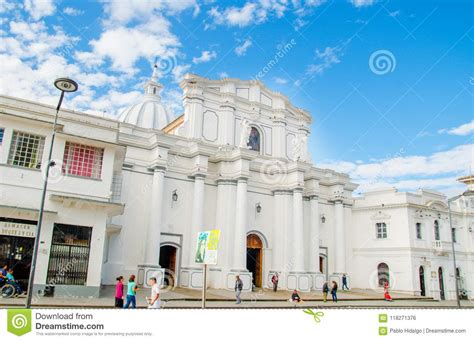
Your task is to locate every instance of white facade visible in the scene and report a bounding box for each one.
[350,188,474,300]
[0,70,472,299]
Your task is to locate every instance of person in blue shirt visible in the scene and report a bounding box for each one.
[6,269,23,295]
[0,264,7,278]
[123,274,138,309]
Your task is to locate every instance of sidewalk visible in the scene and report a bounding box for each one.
[0,286,472,308]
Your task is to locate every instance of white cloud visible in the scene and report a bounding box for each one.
[306,45,343,75]
[85,89,142,117]
[350,0,376,8]
[274,77,287,84]
[218,72,229,78]
[192,50,217,64]
[235,39,252,56]
[388,10,401,17]
[439,120,474,136]
[102,0,197,25]
[74,51,104,68]
[88,18,180,74]
[63,7,84,16]
[172,64,191,83]
[23,0,55,20]
[319,144,474,195]
[209,3,258,27]
[0,0,16,13]
[162,88,184,116]
[207,1,325,28]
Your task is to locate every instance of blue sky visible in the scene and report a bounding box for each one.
[0,0,472,195]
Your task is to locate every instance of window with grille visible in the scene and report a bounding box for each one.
[7,131,45,169]
[416,222,422,239]
[0,128,4,144]
[62,142,104,179]
[376,222,387,239]
[47,224,92,286]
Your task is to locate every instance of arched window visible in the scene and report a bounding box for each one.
[153,87,157,94]
[247,127,261,152]
[434,220,440,241]
[377,263,389,287]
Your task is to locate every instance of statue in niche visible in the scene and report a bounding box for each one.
[239,119,251,148]
[247,127,260,152]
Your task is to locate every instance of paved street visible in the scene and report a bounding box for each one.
[1,286,472,308]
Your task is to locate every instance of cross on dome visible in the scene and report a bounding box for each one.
[117,62,173,130]
[144,63,163,100]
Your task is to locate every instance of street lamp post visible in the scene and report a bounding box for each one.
[25,78,78,309]
[447,175,474,309]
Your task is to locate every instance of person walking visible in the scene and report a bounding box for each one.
[271,272,279,292]
[383,281,393,302]
[342,274,349,290]
[147,277,161,309]
[114,276,124,308]
[235,275,243,304]
[322,282,329,302]
[331,281,338,303]
[123,274,138,309]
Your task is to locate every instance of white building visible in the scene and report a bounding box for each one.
[351,186,474,300]
[0,68,472,300]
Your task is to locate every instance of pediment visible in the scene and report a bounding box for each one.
[425,200,448,211]
[370,210,391,221]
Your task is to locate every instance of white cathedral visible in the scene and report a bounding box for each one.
[0,66,472,301]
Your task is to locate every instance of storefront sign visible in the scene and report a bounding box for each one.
[0,221,36,238]
[195,229,220,265]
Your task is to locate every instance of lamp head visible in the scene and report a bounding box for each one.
[54,78,78,93]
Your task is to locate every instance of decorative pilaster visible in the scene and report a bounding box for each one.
[309,195,320,273]
[233,178,248,271]
[187,174,206,266]
[292,188,305,272]
[144,167,165,265]
[285,187,312,292]
[138,166,166,287]
[220,100,235,145]
[334,198,346,274]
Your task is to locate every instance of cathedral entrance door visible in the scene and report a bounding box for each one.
[246,234,263,287]
[159,245,177,287]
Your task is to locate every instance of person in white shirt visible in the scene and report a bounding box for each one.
[146,277,161,309]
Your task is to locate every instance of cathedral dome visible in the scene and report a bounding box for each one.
[118,65,174,130]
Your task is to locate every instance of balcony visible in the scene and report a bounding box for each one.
[432,240,451,256]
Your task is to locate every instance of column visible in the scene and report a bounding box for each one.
[309,195,321,273]
[186,174,205,266]
[144,167,165,265]
[334,199,346,273]
[233,178,248,270]
[292,189,305,272]
[272,190,287,271]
